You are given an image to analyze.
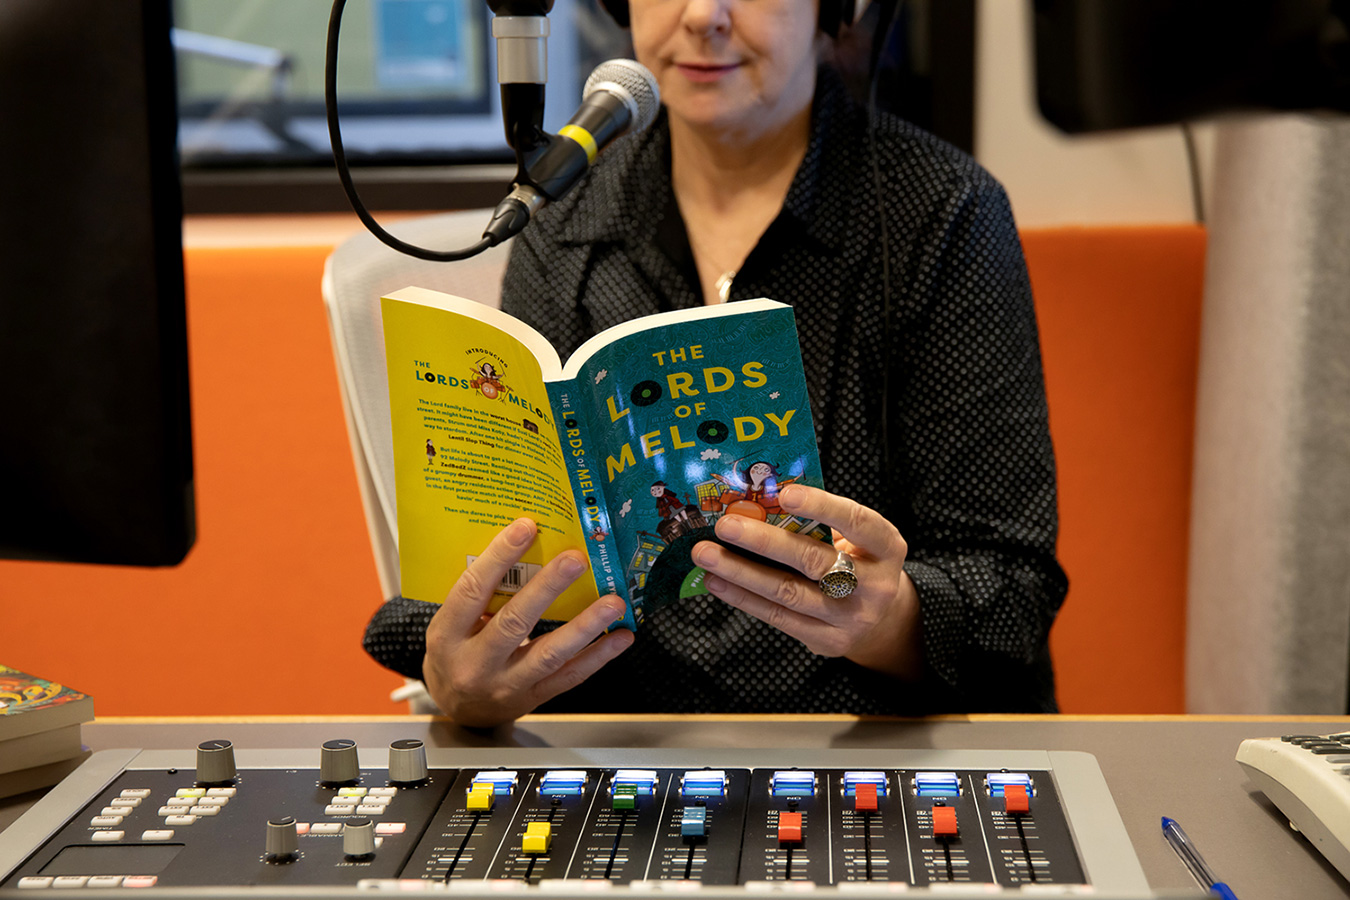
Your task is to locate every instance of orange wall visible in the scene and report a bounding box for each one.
[0,224,1205,715]
[1030,225,1206,714]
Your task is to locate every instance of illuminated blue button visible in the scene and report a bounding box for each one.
[914,772,961,797]
[613,769,659,795]
[986,772,1034,797]
[770,771,816,797]
[842,771,888,797]
[540,770,587,796]
[682,770,727,797]
[681,807,708,838]
[472,771,518,795]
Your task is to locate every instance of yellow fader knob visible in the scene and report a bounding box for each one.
[522,821,552,854]
[466,783,494,811]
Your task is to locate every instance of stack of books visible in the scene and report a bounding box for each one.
[0,665,94,799]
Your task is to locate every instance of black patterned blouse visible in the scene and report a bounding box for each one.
[363,64,1068,714]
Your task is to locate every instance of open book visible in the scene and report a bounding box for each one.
[381,287,829,629]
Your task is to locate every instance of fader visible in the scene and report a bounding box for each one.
[0,742,1150,895]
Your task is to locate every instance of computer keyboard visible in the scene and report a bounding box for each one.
[1236,732,1350,881]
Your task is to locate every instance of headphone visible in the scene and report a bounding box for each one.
[597,0,869,38]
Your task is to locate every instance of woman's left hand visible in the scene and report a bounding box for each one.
[691,483,922,679]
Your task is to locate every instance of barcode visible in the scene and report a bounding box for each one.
[465,557,540,594]
[500,565,525,589]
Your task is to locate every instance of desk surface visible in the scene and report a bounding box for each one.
[3,715,1349,900]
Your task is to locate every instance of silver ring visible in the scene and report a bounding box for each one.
[818,550,858,598]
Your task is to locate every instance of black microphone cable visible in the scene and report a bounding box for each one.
[325,0,495,261]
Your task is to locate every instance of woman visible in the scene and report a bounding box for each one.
[365,0,1067,725]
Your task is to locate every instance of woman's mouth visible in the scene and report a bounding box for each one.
[676,62,738,83]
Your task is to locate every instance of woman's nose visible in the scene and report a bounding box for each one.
[681,0,732,35]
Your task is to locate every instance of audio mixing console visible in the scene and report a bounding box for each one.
[0,742,1160,898]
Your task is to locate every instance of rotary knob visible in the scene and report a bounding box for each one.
[320,739,360,785]
[196,739,237,784]
[343,817,376,858]
[388,739,428,785]
[264,816,299,861]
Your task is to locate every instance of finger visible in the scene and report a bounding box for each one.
[509,592,629,680]
[704,572,843,654]
[481,550,594,649]
[439,518,538,634]
[709,513,842,584]
[530,627,635,704]
[694,538,848,620]
[778,485,904,561]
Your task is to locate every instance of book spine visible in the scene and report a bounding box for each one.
[546,380,637,630]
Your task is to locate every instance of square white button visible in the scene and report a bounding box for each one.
[87,876,124,888]
[17,877,54,888]
[91,831,125,842]
[142,830,175,841]
[165,815,197,826]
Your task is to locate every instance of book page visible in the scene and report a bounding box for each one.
[563,300,831,621]
[382,289,597,619]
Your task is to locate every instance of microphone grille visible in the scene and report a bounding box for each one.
[583,59,661,134]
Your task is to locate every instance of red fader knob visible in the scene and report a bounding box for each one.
[854,783,878,812]
[777,811,803,843]
[932,805,958,837]
[1004,784,1030,814]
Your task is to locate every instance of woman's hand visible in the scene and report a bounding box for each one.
[691,485,922,679]
[423,518,635,727]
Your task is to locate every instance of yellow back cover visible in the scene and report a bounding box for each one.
[382,288,597,619]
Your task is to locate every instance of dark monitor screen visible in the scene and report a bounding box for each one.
[0,0,196,565]
[1034,0,1350,133]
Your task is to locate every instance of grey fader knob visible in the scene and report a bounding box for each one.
[343,818,376,858]
[265,816,299,861]
[196,739,237,784]
[388,739,428,785]
[320,739,360,785]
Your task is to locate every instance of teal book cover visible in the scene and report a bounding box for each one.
[561,300,831,622]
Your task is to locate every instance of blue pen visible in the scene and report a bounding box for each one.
[1161,816,1239,900]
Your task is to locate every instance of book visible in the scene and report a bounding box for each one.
[0,665,94,743]
[0,750,91,800]
[0,724,84,775]
[381,287,831,629]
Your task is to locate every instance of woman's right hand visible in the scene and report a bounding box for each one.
[422,517,634,727]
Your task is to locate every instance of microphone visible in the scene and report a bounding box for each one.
[484,59,660,245]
